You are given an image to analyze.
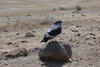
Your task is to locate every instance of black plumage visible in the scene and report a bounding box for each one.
[41,20,62,43]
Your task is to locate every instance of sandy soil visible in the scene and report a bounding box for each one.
[0,0,100,67]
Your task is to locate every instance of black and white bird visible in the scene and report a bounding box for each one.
[41,20,62,43]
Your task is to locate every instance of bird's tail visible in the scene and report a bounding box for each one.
[40,39,48,43]
[40,40,44,43]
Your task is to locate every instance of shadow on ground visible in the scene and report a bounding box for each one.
[41,59,72,67]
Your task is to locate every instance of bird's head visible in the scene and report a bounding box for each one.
[54,20,62,26]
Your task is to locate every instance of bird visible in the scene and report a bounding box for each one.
[41,20,62,43]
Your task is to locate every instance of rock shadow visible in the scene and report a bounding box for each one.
[41,59,72,67]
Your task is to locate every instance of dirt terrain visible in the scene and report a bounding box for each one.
[0,0,100,67]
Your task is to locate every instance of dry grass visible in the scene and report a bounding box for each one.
[0,0,100,67]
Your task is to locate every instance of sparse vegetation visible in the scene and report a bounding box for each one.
[53,8,56,11]
[53,7,74,11]
[59,7,67,10]
[0,0,100,67]
[75,5,82,13]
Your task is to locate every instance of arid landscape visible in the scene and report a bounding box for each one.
[0,0,100,67]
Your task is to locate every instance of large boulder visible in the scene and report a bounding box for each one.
[2,48,28,58]
[38,41,72,61]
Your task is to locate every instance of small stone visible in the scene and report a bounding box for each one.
[94,40,96,42]
[76,60,79,62]
[80,58,82,60]
[25,32,35,37]
[90,33,95,36]
[3,30,8,32]
[76,42,79,44]
[93,37,96,39]
[81,14,86,17]
[16,33,19,35]
[32,30,35,33]
[75,33,81,36]
[4,63,7,65]
[77,33,81,36]
[21,40,28,43]
[72,30,78,32]
[76,25,82,27]
[7,42,12,45]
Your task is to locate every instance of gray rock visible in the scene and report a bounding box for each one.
[38,41,72,61]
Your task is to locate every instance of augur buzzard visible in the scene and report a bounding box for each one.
[41,20,62,42]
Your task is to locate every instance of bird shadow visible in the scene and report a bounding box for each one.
[40,59,72,67]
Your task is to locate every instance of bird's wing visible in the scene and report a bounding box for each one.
[43,25,61,38]
[44,33,54,38]
[46,25,60,33]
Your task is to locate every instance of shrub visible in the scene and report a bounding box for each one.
[75,5,82,13]
[53,8,56,11]
[59,7,67,10]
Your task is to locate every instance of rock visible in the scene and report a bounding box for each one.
[2,48,28,58]
[7,42,12,45]
[25,32,35,37]
[38,41,72,61]
[21,40,28,43]
[16,33,19,35]
[75,33,81,36]
[72,30,78,32]
[76,25,82,27]
[85,37,90,40]
[93,37,96,39]
[3,30,8,32]
[89,33,95,36]
[32,30,35,33]
[81,14,86,17]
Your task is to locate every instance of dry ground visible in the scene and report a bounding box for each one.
[0,0,100,67]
